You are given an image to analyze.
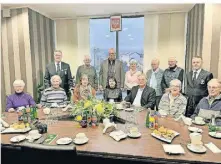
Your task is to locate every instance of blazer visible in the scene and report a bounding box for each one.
[124,85,156,110]
[44,62,73,93]
[146,68,164,96]
[185,69,213,97]
[103,88,122,102]
[99,59,125,89]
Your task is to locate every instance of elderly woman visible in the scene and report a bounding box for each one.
[158,79,187,118]
[73,74,96,103]
[6,80,36,112]
[104,77,122,102]
[125,59,141,95]
[191,79,221,123]
[40,75,67,107]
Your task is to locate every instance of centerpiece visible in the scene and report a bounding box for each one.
[70,97,119,128]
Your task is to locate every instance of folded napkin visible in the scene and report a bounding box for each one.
[205,142,221,153]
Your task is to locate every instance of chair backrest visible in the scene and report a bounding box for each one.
[20,142,77,164]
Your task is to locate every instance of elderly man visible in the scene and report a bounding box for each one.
[158,79,187,119]
[6,80,36,112]
[185,57,213,117]
[124,73,156,110]
[161,57,184,93]
[191,79,221,122]
[99,48,124,90]
[76,55,98,90]
[41,75,67,107]
[44,50,73,98]
[146,58,164,110]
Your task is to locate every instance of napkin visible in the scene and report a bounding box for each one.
[163,144,185,154]
[205,142,221,153]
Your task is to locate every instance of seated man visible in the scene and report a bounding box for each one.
[124,73,156,109]
[191,79,221,124]
[40,75,67,107]
[6,80,36,112]
[158,79,187,119]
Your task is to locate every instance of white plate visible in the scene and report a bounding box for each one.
[127,132,142,138]
[10,135,26,143]
[192,120,206,126]
[151,131,180,143]
[56,137,73,145]
[187,144,207,153]
[188,127,203,133]
[209,132,221,139]
[73,137,89,145]
[163,144,185,154]
[26,134,42,140]
[1,127,31,134]
[125,108,134,112]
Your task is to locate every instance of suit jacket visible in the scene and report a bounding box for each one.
[185,69,213,97]
[124,85,156,110]
[99,59,125,88]
[44,62,73,92]
[146,68,164,96]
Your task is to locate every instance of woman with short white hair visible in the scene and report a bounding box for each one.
[125,59,141,95]
[6,80,36,112]
[40,75,67,107]
[158,79,187,118]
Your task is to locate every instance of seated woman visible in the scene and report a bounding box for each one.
[191,79,221,124]
[104,77,122,102]
[158,79,187,118]
[40,75,67,107]
[6,80,36,112]
[73,74,96,103]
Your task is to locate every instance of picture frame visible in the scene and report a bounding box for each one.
[110,15,122,32]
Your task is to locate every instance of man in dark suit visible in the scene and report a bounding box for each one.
[44,50,73,98]
[185,56,213,117]
[124,73,156,110]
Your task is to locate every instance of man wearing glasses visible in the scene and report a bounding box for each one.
[185,57,213,117]
[99,48,125,90]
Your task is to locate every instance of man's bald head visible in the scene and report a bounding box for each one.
[83,55,91,66]
[168,57,177,68]
[108,48,116,61]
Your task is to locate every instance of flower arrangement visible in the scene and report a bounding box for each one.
[70,97,119,122]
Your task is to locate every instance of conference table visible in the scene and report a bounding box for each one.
[1,108,221,164]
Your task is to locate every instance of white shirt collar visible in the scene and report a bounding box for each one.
[193,69,201,74]
[152,68,159,73]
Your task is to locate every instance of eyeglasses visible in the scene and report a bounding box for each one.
[208,86,220,89]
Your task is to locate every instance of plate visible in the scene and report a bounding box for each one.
[125,108,134,112]
[209,132,221,139]
[188,127,203,133]
[151,130,180,143]
[26,134,42,140]
[163,144,185,154]
[73,137,89,145]
[127,132,142,138]
[1,127,31,134]
[56,137,73,145]
[192,120,206,126]
[187,144,207,153]
[10,135,26,143]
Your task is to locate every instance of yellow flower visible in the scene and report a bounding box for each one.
[76,115,82,121]
[84,100,92,108]
[149,117,155,122]
[94,104,104,114]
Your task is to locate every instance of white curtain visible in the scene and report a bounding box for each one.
[77,17,90,62]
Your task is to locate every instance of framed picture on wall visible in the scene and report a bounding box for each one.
[110,15,122,32]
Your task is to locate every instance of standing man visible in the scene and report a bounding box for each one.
[161,57,184,93]
[185,57,213,117]
[146,58,164,110]
[76,55,98,90]
[44,50,73,98]
[99,48,124,90]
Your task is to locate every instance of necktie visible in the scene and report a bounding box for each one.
[57,63,60,73]
[193,71,197,83]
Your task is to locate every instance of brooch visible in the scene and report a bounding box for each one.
[200,79,205,84]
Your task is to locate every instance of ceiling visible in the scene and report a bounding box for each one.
[2,4,195,19]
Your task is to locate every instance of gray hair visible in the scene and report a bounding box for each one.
[129,59,137,65]
[54,50,62,55]
[13,80,25,87]
[208,79,221,88]
[170,79,182,88]
[50,75,62,84]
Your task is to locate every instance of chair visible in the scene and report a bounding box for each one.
[20,142,77,164]
[1,144,22,164]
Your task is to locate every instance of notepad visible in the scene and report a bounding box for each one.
[205,142,221,153]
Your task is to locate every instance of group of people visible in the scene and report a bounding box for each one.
[6,48,221,123]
